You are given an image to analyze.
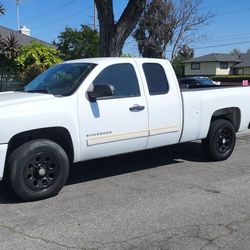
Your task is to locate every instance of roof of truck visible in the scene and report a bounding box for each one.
[62,57,169,64]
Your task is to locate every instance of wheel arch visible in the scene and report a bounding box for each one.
[6,127,74,164]
[211,107,241,132]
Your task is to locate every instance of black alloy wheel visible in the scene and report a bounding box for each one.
[9,139,69,201]
[215,127,233,154]
[202,119,236,161]
[24,152,60,192]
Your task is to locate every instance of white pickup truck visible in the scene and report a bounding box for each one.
[0,58,249,201]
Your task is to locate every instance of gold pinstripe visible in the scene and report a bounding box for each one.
[86,126,179,146]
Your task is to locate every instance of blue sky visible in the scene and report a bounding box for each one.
[0,0,250,58]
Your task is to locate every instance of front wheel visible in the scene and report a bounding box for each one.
[202,119,236,161]
[8,139,69,201]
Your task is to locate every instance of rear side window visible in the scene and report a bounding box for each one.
[143,63,169,95]
[93,63,140,98]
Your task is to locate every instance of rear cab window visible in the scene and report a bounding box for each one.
[142,63,169,95]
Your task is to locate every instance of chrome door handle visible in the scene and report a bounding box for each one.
[129,104,145,112]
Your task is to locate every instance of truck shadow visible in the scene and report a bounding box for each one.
[0,141,208,204]
[66,141,208,185]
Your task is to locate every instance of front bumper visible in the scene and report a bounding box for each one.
[0,144,8,181]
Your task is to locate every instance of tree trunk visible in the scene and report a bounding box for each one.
[95,0,146,57]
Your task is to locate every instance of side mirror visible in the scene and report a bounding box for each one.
[87,84,115,101]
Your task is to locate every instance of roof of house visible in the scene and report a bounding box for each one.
[232,53,250,68]
[0,25,54,47]
[183,53,241,63]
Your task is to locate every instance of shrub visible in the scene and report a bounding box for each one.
[212,75,250,82]
[21,64,47,85]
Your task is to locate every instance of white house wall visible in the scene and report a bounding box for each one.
[215,62,235,75]
[185,62,237,76]
[243,67,250,74]
[185,62,216,76]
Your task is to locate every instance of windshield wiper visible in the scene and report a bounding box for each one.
[26,89,51,94]
[15,88,51,94]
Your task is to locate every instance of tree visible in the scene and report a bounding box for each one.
[172,44,194,77]
[55,25,100,60]
[94,0,146,56]
[0,4,5,16]
[15,42,62,83]
[133,0,176,58]
[0,34,20,90]
[229,48,241,56]
[176,44,194,59]
[15,42,61,70]
[133,0,212,60]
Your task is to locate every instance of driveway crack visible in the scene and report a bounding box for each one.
[0,223,88,250]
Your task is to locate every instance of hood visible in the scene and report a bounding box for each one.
[0,91,55,108]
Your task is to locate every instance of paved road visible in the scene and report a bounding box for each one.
[1,132,250,250]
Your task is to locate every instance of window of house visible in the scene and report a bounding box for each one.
[191,63,200,70]
[142,63,169,95]
[220,62,228,69]
[93,63,140,98]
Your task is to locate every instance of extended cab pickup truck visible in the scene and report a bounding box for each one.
[0,58,249,201]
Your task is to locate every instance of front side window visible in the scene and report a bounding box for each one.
[24,63,95,96]
[93,63,140,98]
[191,63,200,70]
[142,63,169,95]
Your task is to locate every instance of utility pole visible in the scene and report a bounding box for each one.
[93,1,96,31]
[16,0,20,30]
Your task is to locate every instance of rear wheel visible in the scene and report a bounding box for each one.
[8,139,69,201]
[202,119,236,161]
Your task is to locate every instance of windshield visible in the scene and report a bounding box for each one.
[24,63,96,96]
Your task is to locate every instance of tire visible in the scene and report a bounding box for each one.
[202,119,236,161]
[8,139,69,201]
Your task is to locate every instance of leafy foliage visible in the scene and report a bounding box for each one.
[1,34,19,59]
[212,75,250,83]
[172,44,194,78]
[0,34,20,90]
[229,48,241,56]
[15,41,61,70]
[21,63,47,84]
[15,42,62,84]
[55,25,100,60]
[133,0,176,58]
[121,53,135,58]
[133,0,212,60]
[0,4,5,16]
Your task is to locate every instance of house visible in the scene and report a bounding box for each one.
[232,53,250,75]
[183,53,250,76]
[0,25,54,47]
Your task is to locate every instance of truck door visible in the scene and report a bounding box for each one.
[137,61,182,149]
[78,62,148,160]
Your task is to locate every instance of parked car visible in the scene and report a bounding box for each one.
[178,77,217,88]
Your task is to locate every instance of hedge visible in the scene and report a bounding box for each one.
[212,75,250,82]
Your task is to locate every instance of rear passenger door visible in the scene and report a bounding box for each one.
[137,61,182,149]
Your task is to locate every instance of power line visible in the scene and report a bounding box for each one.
[32,7,92,30]
[194,40,250,50]
[208,35,250,44]
[218,7,250,16]
[22,0,80,23]
[202,0,242,9]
